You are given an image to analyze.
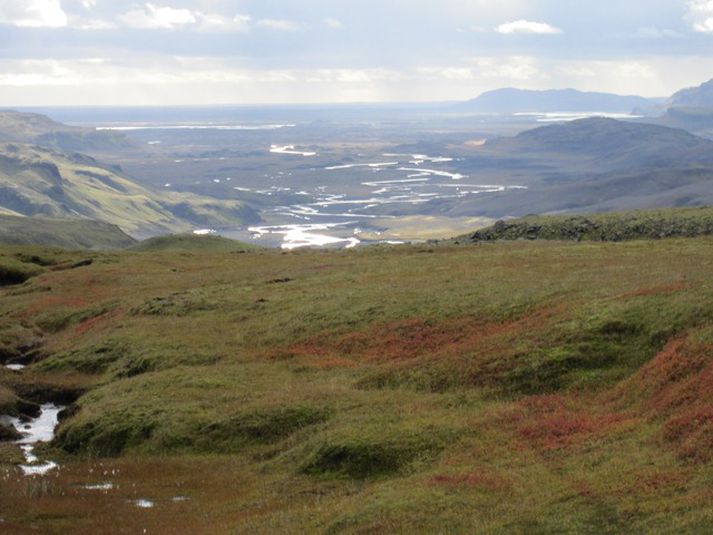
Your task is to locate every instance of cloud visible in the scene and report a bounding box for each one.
[419,56,543,83]
[324,17,344,29]
[257,18,300,31]
[0,0,68,28]
[687,0,713,32]
[495,19,562,35]
[73,17,116,30]
[119,4,197,29]
[635,26,683,38]
[118,4,251,32]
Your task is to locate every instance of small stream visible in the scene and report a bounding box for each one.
[5,404,64,476]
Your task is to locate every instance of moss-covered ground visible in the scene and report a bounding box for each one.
[2,237,713,533]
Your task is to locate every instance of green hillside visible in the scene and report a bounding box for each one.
[0,110,132,152]
[129,233,259,252]
[0,214,135,249]
[0,143,259,237]
[464,207,713,242]
[2,226,713,532]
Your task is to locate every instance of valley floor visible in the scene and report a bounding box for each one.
[2,239,713,533]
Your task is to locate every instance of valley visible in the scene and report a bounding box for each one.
[9,98,712,249]
[6,1,713,532]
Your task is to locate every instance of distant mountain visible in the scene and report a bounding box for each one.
[458,88,653,113]
[0,214,136,249]
[433,118,713,219]
[668,78,713,109]
[0,110,133,152]
[0,143,259,237]
[488,117,713,169]
[652,79,713,133]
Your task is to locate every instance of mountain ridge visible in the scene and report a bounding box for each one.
[0,142,259,237]
[459,88,654,113]
[0,110,134,152]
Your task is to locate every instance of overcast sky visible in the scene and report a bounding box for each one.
[1,0,713,106]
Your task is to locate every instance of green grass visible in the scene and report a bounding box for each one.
[3,236,713,532]
[0,142,260,238]
[128,233,259,253]
[465,206,713,242]
[0,214,136,250]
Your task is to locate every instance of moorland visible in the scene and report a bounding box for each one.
[2,226,713,533]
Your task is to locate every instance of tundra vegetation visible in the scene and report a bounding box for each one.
[2,228,713,533]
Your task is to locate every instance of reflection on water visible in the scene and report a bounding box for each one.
[249,223,360,250]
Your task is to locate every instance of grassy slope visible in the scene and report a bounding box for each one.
[0,110,131,152]
[464,206,713,242]
[129,234,260,252]
[0,214,136,250]
[2,239,713,532]
[0,143,259,237]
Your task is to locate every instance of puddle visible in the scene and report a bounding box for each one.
[4,364,25,371]
[132,499,155,509]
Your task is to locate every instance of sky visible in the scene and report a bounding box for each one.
[1,0,713,106]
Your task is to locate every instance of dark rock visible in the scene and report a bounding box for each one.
[0,423,21,442]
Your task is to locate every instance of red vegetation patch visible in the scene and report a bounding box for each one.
[74,309,122,337]
[272,305,566,373]
[611,337,713,462]
[607,338,700,408]
[22,295,90,317]
[518,410,629,451]
[519,393,567,413]
[299,356,358,370]
[620,282,690,299]
[506,393,633,452]
[429,470,509,491]
[638,469,690,494]
[663,407,713,463]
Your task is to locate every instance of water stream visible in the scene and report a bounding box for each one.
[5,404,64,476]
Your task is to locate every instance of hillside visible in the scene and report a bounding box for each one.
[129,234,259,252]
[668,78,713,109]
[649,79,713,133]
[0,214,135,249]
[0,143,259,237]
[3,232,713,531]
[462,207,713,242]
[487,117,713,168]
[459,88,653,113]
[0,110,132,152]
[434,118,713,218]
